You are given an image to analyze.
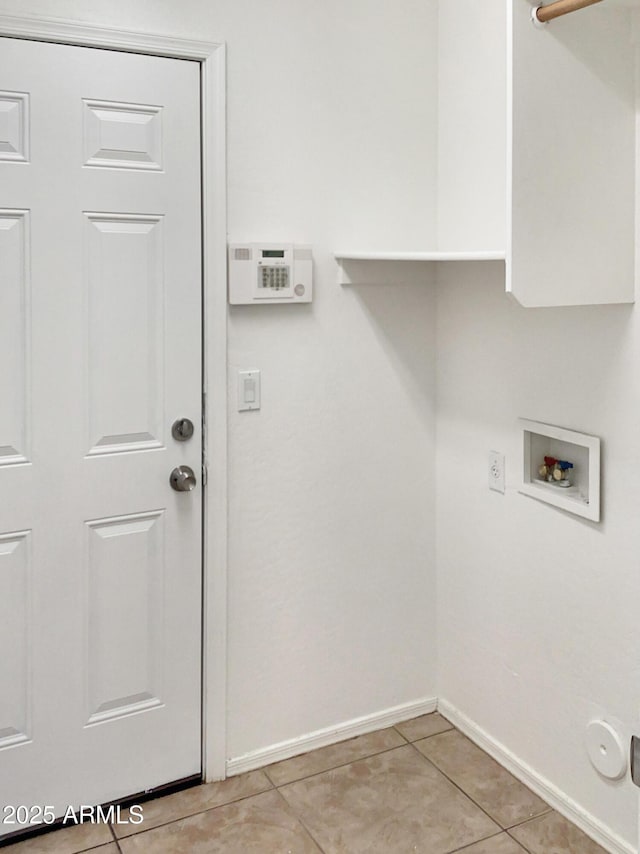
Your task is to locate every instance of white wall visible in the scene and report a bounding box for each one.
[437,0,506,252]
[5,1,636,848]
[436,261,640,849]
[0,0,440,758]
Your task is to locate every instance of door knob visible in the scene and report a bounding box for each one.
[170,465,197,492]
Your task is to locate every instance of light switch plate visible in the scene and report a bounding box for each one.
[238,370,261,411]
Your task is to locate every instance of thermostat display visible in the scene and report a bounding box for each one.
[229,243,313,305]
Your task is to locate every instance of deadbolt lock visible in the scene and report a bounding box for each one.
[172,418,195,442]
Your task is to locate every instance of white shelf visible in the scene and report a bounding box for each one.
[335,250,506,262]
[335,251,506,285]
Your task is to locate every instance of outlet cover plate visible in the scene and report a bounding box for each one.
[489,451,505,493]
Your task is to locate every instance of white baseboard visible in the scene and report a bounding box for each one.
[226,696,438,777]
[438,699,634,854]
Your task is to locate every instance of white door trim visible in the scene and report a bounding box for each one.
[0,13,228,783]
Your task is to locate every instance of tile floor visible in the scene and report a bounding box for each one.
[2,713,609,853]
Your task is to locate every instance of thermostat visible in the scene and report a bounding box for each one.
[228,243,313,305]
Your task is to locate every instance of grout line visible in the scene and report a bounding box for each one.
[275,731,507,854]
[109,823,124,853]
[262,766,278,787]
[391,721,456,744]
[505,805,554,830]
[446,830,516,853]
[272,787,328,854]
[281,737,514,854]
[408,733,552,833]
[259,717,455,789]
[74,841,123,854]
[271,722,545,852]
[114,786,329,854]
[268,740,412,789]
[407,740,510,832]
[56,715,558,854]
[505,827,536,854]
[107,781,275,841]
[391,725,411,744]
[107,716,452,844]
[505,813,556,854]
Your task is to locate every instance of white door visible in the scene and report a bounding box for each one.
[0,36,202,834]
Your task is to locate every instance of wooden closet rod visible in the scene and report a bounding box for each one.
[535,0,603,24]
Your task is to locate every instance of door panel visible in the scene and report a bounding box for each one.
[82,99,163,171]
[0,37,202,833]
[84,212,165,455]
[0,209,30,465]
[0,90,29,162]
[0,531,31,748]
[85,510,165,725]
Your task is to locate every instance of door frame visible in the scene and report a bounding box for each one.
[0,14,228,783]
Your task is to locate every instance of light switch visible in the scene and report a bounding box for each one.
[238,370,261,411]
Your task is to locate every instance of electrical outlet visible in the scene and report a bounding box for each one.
[488,451,505,493]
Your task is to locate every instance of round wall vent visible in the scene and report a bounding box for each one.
[585,720,626,780]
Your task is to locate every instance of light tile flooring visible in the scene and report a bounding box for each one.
[3,713,609,853]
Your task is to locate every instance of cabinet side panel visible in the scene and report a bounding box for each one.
[509,0,635,307]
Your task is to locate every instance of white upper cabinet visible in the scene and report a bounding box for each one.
[438,0,637,307]
[338,0,637,307]
[508,0,637,306]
